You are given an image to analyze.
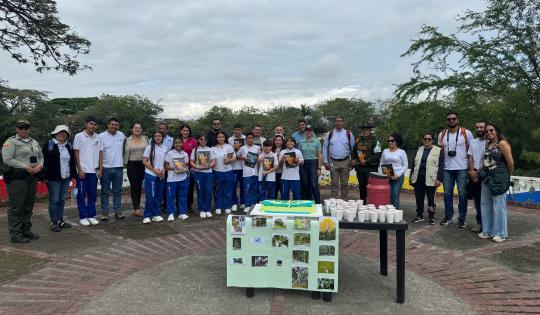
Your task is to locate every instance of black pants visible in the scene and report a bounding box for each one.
[413,175,436,218]
[7,176,38,238]
[187,172,195,211]
[127,160,145,210]
[355,167,376,204]
[275,173,282,200]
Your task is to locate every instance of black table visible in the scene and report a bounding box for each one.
[338,220,409,303]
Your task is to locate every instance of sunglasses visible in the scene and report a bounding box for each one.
[17,126,30,130]
[387,139,395,143]
[486,128,496,133]
[423,138,433,141]
[447,117,457,121]
[213,122,221,125]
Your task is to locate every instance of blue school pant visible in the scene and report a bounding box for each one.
[214,170,234,210]
[281,179,301,200]
[232,169,245,205]
[77,173,97,219]
[193,171,213,212]
[166,178,189,215]
[243,175,260,207]
[259,180,276,200]
[144,173,165,218]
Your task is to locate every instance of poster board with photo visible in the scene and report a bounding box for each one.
[226,215,339,293]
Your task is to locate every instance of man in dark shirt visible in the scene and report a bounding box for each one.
[206,118,227,147]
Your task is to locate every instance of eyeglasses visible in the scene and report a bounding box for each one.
[486,128,496,133]
[447,117,457,121]
[213,122,221,125]
[423,138,433,141]
[387,139,395,143]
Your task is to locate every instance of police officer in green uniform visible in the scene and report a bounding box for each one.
[1,120,43,243]
[351,121,381,204]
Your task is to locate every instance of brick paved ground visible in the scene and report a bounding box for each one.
[0,190,538,314]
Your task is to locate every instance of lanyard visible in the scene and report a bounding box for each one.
[446,129,459,151]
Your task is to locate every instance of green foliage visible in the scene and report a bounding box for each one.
[0,0,91,75]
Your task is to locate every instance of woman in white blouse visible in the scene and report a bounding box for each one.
[379,133,408,208]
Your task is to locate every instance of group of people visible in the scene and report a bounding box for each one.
[2,111,514,244]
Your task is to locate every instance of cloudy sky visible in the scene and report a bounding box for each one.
[1,0,484,119]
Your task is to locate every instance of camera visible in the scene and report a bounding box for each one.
[29,156,38,163]
[448,151,456,157]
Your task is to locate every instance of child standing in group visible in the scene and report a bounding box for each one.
[164,137,190,221]
[190,133,215,218]
[279,137,304,200]
[228,123,246,212]
[212,132,236,214]
[142,131,168,224]
[273,134,285,199]
[238,132,261,212]
[259,139,279,200]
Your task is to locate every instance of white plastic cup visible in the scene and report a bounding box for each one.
[378,211,386,223]
[358,211,366,223]
[330,207,338,217]
[395,210,403,222]
[344,210,356,222]
[386,211,395,223]
[336,210,345,221]
[370,211,378,223]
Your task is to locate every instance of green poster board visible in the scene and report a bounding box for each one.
[226,215,339,292]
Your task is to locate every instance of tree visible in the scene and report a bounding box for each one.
[0,0,91,75]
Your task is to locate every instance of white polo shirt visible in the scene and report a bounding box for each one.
[143,144,167,176]
[73,131,100,173]
[99,130,126,168]
[468,138,487,170]
[212,143,235,172]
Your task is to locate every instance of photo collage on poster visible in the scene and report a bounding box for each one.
[228,215,338,292]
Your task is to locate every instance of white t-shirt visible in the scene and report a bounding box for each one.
[279,148,304,181]
[258,152,278,182]
[438,128,473,170]
[379,148,408,177]
[98,131,126,168]
[228,135,246,171]
[73,131,100,173]
[212,143,235,172]
[190,146,214,173]
[165,149,189,182]
[143,143,167,176]
[239,145,261,177]
[468,138,486,170]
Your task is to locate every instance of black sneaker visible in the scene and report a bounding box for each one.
[458,220,467,228]
[428,218,436,225]
[10,234,31,243]
[22,231,40,240]
[50,223,61,232]
[439,217,451,225]
[412,216,424,223]
[115,213,126,220]
[59,220,72,229]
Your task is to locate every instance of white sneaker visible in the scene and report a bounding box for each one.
[243,207,249,213]
[88,218,99,225]
[492,236,505,242]
[168,214,175,222]
[215,209,222,215]
[152,216,163,222]
[143,217,151,224]
[200,212,207,218]
[231,205,237,212]
[478,233,490,239]
[79,218,90,226]
[179,214,189,220]
[240,204,246,210]
[206,211,213,218]
[225,208,231,214]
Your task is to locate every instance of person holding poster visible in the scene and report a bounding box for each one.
[228,123,246,212]
[279,137,304,200]
[238,132,261,211]
[258,140,278,200]
[379,133,408,208]
[164,137,190,221]
[190,133,216,218]
[142,131,168,224]
[212,132,236,214]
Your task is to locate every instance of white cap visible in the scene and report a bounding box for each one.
[50,125,70,136]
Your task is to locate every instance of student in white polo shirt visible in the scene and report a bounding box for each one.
[142,131,167,224]
[73,116,100,226]
[98,117,126,221]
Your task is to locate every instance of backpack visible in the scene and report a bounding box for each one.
[439,127,469,152]
[327,129,352,157]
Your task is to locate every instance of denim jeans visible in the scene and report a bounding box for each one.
[214,171,234,209]
[259,180,276,200]
[480,182,508,238]
[232,169,245,206]
[101,167,123,215]
[193,171,213,212]
[77,173,97,219]
[243,175,260,207]
[143,173,165,218]
[281,180,301,200]
[166,178,189,215]
[443,169,468,221]
[389,175,405,209]
[300,159,321,204]
[47,178,70,224]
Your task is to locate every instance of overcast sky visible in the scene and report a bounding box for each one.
[1,0,484,119]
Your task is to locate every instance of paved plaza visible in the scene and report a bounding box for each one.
[0,191,539,315]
